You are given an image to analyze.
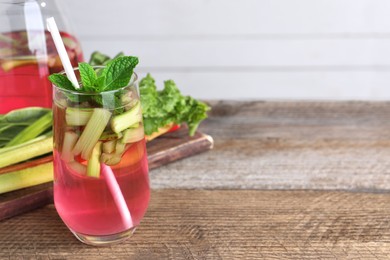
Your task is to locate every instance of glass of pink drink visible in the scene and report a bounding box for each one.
[52,70,150,246]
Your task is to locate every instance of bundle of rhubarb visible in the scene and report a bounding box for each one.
[0,52,210,195]
[0,107,53,193]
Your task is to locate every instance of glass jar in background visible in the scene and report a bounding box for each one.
[0,0,84,113]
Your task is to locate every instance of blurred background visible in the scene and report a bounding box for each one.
[67,0,390,100]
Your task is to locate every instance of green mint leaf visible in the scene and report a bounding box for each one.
[81,85,95,92]
[102,56,139,91]
[78,62,97,88]
[95,75,106,91]
[48,74,76,91]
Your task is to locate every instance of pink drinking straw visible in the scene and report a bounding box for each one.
[101,164,133,229]
[47,17,133,229]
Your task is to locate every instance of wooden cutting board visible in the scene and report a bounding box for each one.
[0,127,213,221]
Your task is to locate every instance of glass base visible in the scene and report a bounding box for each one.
[71,227,137,246]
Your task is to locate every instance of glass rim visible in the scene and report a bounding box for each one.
[53,66,138,96]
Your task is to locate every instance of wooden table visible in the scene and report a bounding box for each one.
[1,101,390,259]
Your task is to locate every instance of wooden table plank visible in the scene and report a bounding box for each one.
[1,189,390,259]
[2,101,390,259]
[151,101,390,191]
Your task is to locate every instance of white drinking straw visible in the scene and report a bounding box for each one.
[101,164,133,229]
[46,17,80,89]
[46,17,133,229]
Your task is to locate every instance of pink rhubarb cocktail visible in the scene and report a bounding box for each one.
[52,72,150,245]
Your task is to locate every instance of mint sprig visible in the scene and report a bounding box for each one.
[48,55,138,93]
[48,74,76,91]
[104,56,139,91]
[49,51,210,136]
[78,62,97,90]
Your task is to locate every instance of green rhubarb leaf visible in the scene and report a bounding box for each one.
[102,56,139,91]
[4,107,50,123]
[89,51,111,66]
[88,51,125,66]
[0,125,25,148]
[48,74,76,91]
[138,73,210,136]
[78,62,97,89]
[160,80,182,113]
[5,111,53,147]
[180,97,210,136]
[139,74,164,118]
[142,117,160,135]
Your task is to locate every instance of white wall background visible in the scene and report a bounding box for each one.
[65,0,390,100]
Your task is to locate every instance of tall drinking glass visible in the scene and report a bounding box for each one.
[52,69,150,246]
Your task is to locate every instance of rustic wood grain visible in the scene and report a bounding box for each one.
[146,126,214,169]
[151,101,390,191]
[3,101,390,259]
[1,189,390,259]
[0,127,213,221]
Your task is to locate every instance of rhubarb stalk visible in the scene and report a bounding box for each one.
[72,108,111,160]
[0,136,53,168]
[0,162,53,194]
[111,101,141,133]
[5,111,52,147]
